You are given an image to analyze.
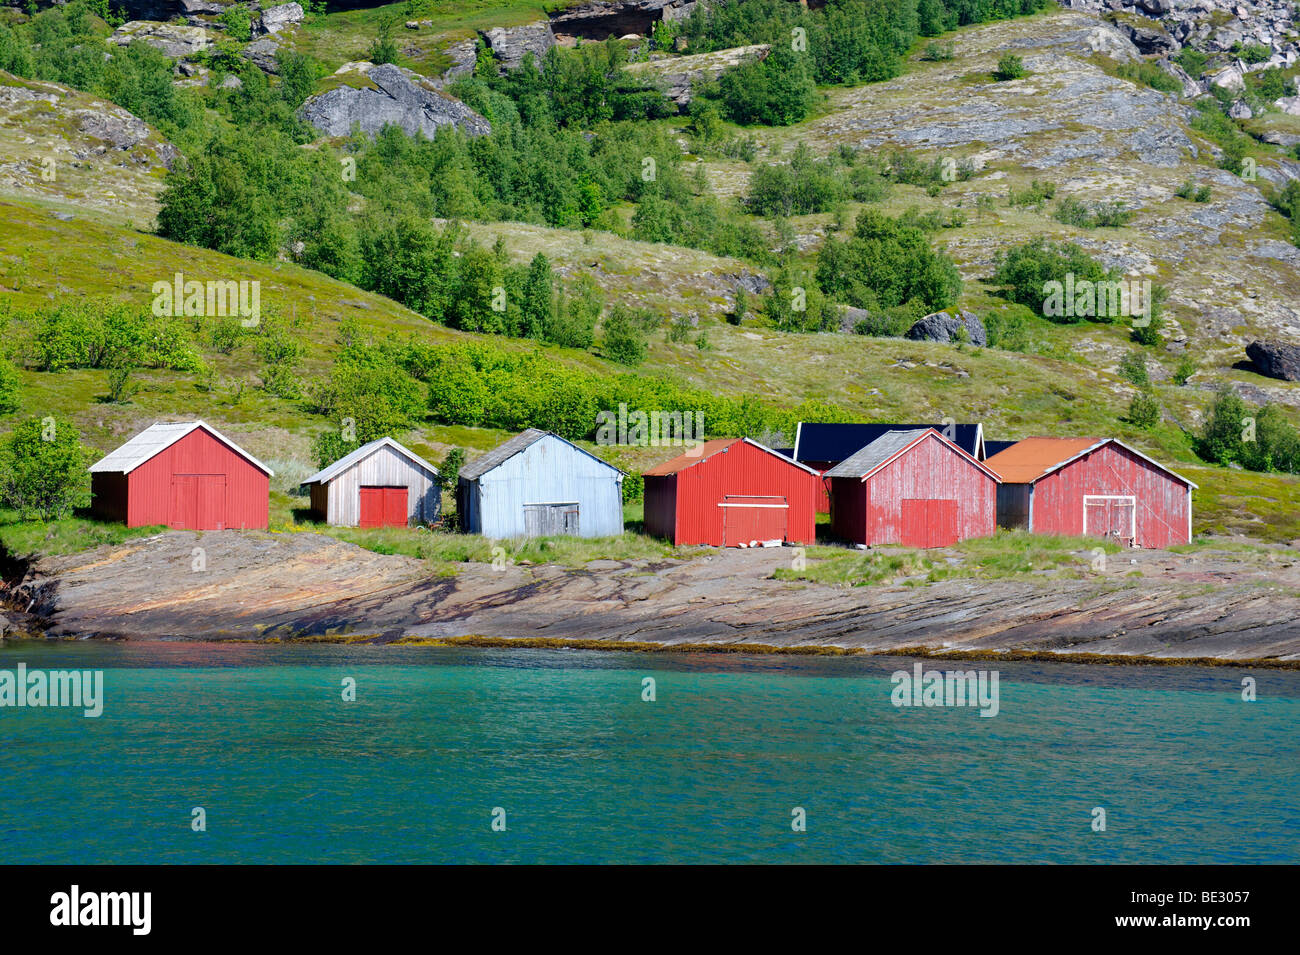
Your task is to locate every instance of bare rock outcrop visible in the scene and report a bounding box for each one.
[298,62,491,139]
[479,22,556,72]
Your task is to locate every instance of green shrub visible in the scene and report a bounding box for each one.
[1171,354,1196,385]
[1007,180,1055,206]
[218,6,252,43]
[0,417,91,520]
[1118,351,1149,387]
[602,305,649,365]
[817,209,963,314]
[991,239,1116,321]
[1173,47,1207,77]
[1127,389,1160,429]
[993,53,1025,81]
[714,47,817,126]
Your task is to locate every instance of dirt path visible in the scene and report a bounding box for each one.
[8,531,1300,664]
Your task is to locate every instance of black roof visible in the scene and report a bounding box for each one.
[982,439,1019,458]
[794,422,984,463]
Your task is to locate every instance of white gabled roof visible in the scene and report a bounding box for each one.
[301,436,439,486]
[88,420,274,476]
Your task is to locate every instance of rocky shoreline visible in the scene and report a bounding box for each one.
[4,531,1300,666]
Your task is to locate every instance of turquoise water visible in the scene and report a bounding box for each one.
[1,642,1297,864]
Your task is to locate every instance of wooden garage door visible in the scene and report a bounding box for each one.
[721,495,787,546]
[524,503,580,537]
[359,486,409,528]
[170,474,227,531]
[899,499,958,548]
[1084,495,1135,547]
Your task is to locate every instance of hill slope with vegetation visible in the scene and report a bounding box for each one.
[1,0,1299,561]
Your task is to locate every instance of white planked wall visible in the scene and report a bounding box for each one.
[320,444,441,527]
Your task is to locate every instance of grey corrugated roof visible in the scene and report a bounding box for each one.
[88,420,273,476]
[301,436,439,486]
[459,429,625,482]
[459,429,549,481]
[824,429,930,479]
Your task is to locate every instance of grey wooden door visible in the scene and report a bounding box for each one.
[524,503,580,537]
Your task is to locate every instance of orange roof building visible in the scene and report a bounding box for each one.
[984,437,1196,548]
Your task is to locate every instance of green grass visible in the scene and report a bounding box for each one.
[774,530,1123,587]
[0,509,165,558]
[287,0,558,77]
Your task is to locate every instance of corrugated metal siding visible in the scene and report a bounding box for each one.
[667,440,819,546]
[1028,443,1190,547]
[833,432,996,546]
[463,434,623,538]
[124,428,268,529]
[318,444,440,527]
[996,484,1031,530]
[643,474,678,541]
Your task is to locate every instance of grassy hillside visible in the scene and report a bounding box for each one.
[1,5,1298,551]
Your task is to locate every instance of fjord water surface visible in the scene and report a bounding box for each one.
[2,642,1296,864]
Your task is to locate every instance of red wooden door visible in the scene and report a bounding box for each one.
[900,499,958,548]
[360,486,408,528]
[169,474,226,530]
[1084,496,1135,546]
[722,495,787,546]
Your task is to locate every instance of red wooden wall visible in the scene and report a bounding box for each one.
[644,441,819,546]
[1028,442,1191,548]
[831,433,997,547]
[121,428,269,530]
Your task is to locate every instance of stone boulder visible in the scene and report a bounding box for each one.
[257,2,304,36]
[241,37,281,74]
[1247,340,1300,381]
[549,0,697,42]
[905,310,988,347]
[109,21,210,58]
[298,62,491,139]
[435,39,478,86]
[479,23,556,72]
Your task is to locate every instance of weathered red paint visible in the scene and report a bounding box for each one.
[1010,441,1192,548]
[643,439,820,546]
[93,428,269,530]
[830,431,998,547]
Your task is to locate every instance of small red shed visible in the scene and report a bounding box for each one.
[643,438,821,546]
[89,420,272,530]
[984,437,1195,548]
[826,429,1000,548]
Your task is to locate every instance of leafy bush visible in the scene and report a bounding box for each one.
[991,239,1115,321]
[1008,180,1056,207]
[993,53,1025,81]
[1171,354,1196,385]
[30,300,199,372]
[920,42,954,62]
[1053,197,1135,229]
[0,417,91,520]
[1174,180,1211,203]
[602,305,649,365]
[1196,388,1300,473]
[218,6,252,42]
[1172,47,1207,77]
[713,48,817,126]
[1127,389,1160,429]
[1118,351,1149,387]
[817,209,963,313]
